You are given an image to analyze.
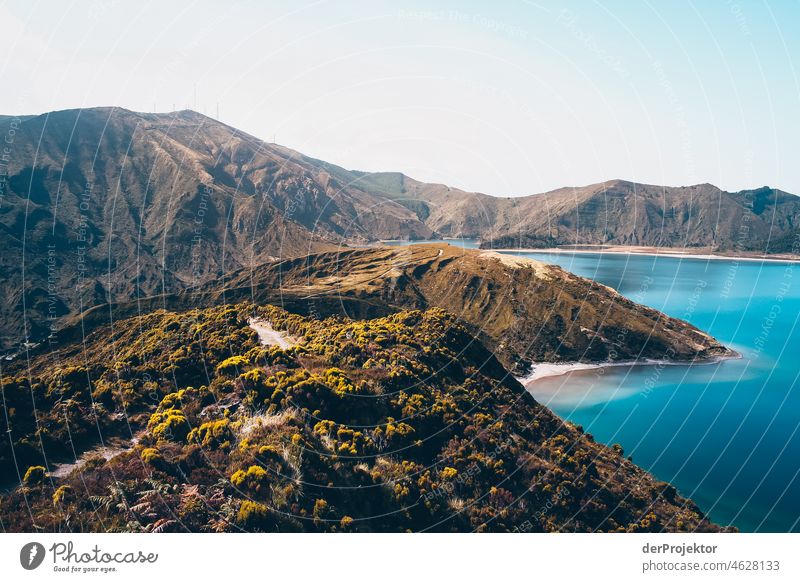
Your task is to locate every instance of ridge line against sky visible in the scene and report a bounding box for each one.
[5,105,795,197]
[1,0,798,196]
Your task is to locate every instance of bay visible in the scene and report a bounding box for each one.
[514,250,800,533]
[388,240,800,532]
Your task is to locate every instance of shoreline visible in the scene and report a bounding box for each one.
[490,246,800,264]
[375,240,800,263]
[517,352,742,388]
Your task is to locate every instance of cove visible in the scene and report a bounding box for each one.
[516,250,800,532]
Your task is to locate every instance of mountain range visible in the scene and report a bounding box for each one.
[0,107,797,349]
[0,106,750,533]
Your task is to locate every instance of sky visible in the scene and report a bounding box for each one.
[1,0,798,195]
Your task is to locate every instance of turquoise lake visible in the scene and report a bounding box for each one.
[515,250,800,533]
[389,241,800,532]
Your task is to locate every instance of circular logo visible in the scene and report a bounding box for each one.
[20,542,46,570]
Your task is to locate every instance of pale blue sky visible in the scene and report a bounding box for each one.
[1,0,798,195]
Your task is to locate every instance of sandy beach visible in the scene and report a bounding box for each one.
[517,352,742,389]
[517,361,635,386]
[375,240,800,263]
[491,245,800,264]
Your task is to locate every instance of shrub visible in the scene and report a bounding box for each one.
[236,500,271,529]
[158,391,185,410]
[46,366,91,400]
[324,367,366,395]
[52,485,74,505]
[91,380,116,409]
[239,368,270,405]
[147,409,190,442]
[383,421,415,442]
[313,420,335,436]
[313,498,329,519]
[334,427,369,455]
[140,447,164,465]
[257,445,283,462]
[441,467,458,480]
[188,418,233,449]
[216,355,250,377]
[23,465,46,486]
[230,465,269,494]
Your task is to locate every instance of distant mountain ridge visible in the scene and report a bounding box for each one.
[356,173,800,252]
[0,106,796,348]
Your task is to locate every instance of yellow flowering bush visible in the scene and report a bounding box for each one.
[188,418,234,449]
[140,447,164,464]
[216,355,250,377]
[236,500,270,528]
[147,408,190,442]
[23,465,46,486]
[441,467,458,480]
[52,485,74,505]
[230,465,269,494]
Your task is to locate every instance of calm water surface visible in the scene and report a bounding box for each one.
[516,250,800,532]
[393,241,800,531]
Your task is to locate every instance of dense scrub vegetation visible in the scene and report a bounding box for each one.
[0,304,722,532]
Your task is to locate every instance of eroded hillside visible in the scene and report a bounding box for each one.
[0,109,430,348]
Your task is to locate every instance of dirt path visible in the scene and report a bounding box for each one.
[248,318,297,349]
[50,433,142,478]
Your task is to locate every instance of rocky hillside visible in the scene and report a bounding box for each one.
[1,107,795,349]
[357,173,800,251]
[0,303,723,532]
[65,244,732,374]
[0,108,431,349]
